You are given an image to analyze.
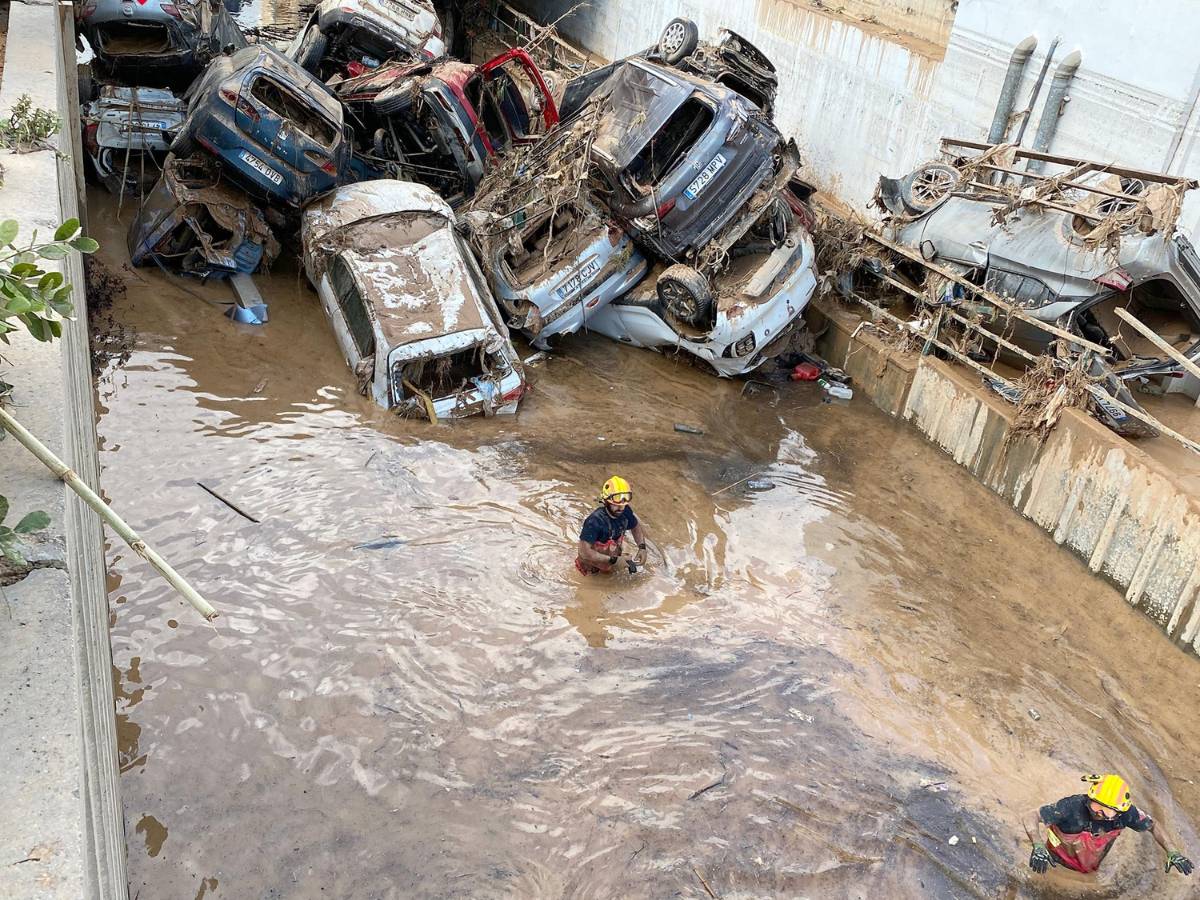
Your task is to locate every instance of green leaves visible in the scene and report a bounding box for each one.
[0,220,17,247]
[0,218,96,345]
[0,494,49,570]
[70,237,99,254]
[53,218,79,242]
[14,510,49,533]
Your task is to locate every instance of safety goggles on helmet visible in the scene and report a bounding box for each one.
[600,476,632,503]
[605,492,632,504]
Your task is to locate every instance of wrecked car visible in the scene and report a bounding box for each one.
[78,0,247,88]
[462,115,648,347]
[170,45,351,208]
[301,180,527,418]
[289,0,446,83]
[589,58,799,326]
[127,154,280,278]
[586,190,816,376]
[558,18,778,121]
[879,139,1200,433]
[82,85,187,195]
[337,48,558,205]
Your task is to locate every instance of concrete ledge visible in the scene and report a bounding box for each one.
[818,300,1200,657]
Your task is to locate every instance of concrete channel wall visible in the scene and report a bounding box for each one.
[814,302,1200,657]
[0,3,127,898]
[529,0,1200,234]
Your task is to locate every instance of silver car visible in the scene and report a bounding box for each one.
[82,85,186,195]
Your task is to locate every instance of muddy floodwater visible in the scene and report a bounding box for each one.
[87,192,1200,900]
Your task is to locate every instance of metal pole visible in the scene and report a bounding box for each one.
[0,406,219,622]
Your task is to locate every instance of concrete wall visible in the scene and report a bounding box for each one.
[530,0,1200,233]
[816,303,1200,657]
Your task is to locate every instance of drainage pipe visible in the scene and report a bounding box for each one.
[1028,49,1082,173]
[988,35,1038,144]
[1012,36,1059,147]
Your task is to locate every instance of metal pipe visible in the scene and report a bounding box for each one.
[1013,36,1060,147]
[988,35,1038,144]
[1028,49,1082,172]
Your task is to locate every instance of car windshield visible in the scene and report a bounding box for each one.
[250,77,338,146]
[625,97,714,190]
[591,62,693,171]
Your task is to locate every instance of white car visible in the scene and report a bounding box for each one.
[289,0,446,83]
[302,181,527,418]
[586,214,817,377]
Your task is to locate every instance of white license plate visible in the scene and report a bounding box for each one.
[121,119,164,133]
[554,256,602,302]
[683,152,727,200]
[240,150,283,185]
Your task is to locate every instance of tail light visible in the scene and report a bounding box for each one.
[656,197,676,218]
[220,87,259,123]
[304,150,336,175]
[159,3,181,17]
[83,121,99,155]
[500,385,526,403]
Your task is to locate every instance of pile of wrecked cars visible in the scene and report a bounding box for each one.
[87,8,820,418]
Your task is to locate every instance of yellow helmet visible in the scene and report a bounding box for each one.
[601,475,632,503]
[1084,774,1132,812]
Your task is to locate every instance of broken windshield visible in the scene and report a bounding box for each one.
[591,61,693,172]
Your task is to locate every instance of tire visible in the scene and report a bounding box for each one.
[169,129,198,158]
[899,162,959,214]
[77,63,95,105]
[656,264,714,326]
[295,24,328,74]
[658,18,699,65]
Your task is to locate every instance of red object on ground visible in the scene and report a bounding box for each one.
[791,363,821,381]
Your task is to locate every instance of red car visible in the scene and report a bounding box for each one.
[340,48,558,205]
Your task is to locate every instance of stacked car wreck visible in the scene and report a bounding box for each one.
[83,10,818,417]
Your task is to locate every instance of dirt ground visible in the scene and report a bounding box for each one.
[86,187,1200,900]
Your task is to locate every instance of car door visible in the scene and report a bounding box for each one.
[319,254,376,382]
[476,49,558,146]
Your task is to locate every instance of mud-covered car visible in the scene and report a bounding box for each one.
[301,181,527,418]
[78,0,247,88]
[879,140,1200,434]
[338,48,557,205]
[170,45,350,208]
[288,0,446,83]
[82,85,186,195]
[127,154,280,278]
[586,192,816,376]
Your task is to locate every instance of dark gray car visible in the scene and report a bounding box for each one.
[78,0,247,88]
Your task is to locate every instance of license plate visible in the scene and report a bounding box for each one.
[554,256,602,302]
[683,152,727,200]
[240,150,283,185]
[122,119,164,133]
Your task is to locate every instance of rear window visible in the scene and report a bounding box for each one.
[250,77,338,147]
[97,23,176,55]
[626,98,714,189]
[331,255,375,357]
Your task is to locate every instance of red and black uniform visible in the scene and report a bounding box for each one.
[1039,794,1154,873]
[575,505,639,575]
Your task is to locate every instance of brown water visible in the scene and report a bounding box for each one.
[90,192,1200,899]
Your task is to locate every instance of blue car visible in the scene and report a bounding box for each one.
[171,45,350,208]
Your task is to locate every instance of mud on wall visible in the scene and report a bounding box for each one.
[524,0,1200,234]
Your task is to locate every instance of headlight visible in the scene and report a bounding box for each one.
[732,333,756,357]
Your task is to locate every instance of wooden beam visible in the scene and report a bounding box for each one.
[864,230,1112,355]
[940,138,1198,188]
[1112,306,1200,383]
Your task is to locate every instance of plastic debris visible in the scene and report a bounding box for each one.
[1028,707,1041,721]
[948,835,959,846]
[746,479,776,491]
[674,423,704,434]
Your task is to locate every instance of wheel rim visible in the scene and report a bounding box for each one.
[911,167,956,206]
[660,280,696,317]
[661,22,686,55]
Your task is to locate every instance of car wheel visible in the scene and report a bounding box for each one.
[657,264,714,326]
[169,130,198,158]
[899,163,959,214]
[296,24,328,74]
[658,18,699,65]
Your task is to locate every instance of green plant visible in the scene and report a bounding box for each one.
[0,494,49,567]
[0,95,61,152]
[0,217,98,346]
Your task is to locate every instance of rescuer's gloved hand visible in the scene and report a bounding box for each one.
[626,559,638,574]
[1165,850,1193,875]
[1029,842,1051,874]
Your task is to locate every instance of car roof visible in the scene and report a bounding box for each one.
[344,221,489,349]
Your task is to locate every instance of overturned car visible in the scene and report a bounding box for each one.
[878,139,1200,433]
[289,0,446,83]
[127,154,280,278]
[78,0,247,88]
[338,48,557,205]
[302,181,527,418]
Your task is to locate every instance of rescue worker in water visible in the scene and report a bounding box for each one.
[1025,774,1193,878]
[575,476,648,575]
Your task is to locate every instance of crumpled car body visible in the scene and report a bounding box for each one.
[288,0,445,82]
[589,59,783,261]
[339,48,558,206]
[127,154,280,278]
[301,180,527,417]
[78,0,247,88]
[172,45,350,207]
[82,85,186,195]
[587,210,816,377]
